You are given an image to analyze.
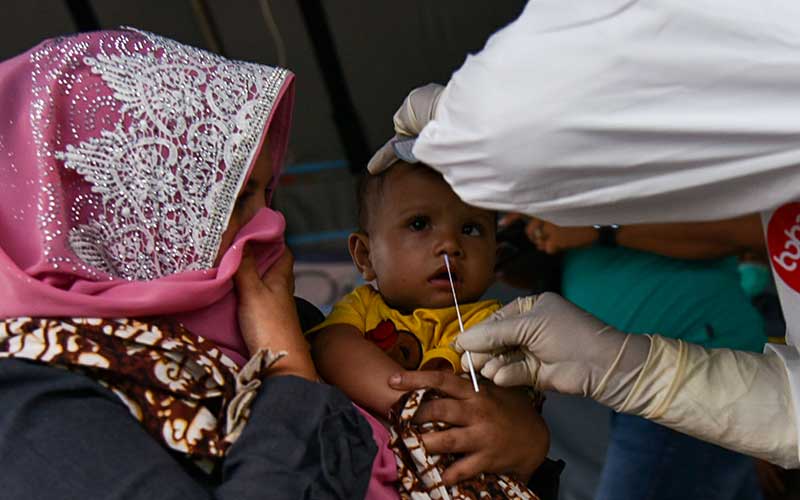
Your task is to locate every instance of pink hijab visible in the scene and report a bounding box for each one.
[0,28,294,366]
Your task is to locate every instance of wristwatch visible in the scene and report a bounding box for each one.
[592,224,620,247]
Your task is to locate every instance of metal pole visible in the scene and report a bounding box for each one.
[64,0,100,32]
[297,0,370,174]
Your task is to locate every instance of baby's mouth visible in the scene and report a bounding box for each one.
[428,267,459,285]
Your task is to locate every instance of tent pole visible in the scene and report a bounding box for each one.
[190,0,227,55]
[64,0,100,32]
[298,0,370,174]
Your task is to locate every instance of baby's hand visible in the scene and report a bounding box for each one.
[234,247,317,380]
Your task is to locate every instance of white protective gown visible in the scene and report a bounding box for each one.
[413,0,800,466]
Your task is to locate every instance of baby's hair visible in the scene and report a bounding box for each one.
[355,169,383,233]
[356,162,443,232]
[356,162,501,233]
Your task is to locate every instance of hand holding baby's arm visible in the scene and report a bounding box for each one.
[388,370,549,485]
[311,324,407,416]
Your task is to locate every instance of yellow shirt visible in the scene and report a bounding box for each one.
[308,285,501,372]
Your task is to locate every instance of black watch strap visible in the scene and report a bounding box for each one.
[593,224,620,247]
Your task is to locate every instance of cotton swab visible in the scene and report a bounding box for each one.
[443,254,480,393]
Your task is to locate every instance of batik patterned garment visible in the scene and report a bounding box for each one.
[0,316,281,463]
[389,388,541,500]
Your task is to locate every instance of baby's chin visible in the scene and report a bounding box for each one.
[383,291,482,313]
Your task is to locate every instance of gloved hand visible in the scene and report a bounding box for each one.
[367,83,444,174]
[391,82,444,138]
[455,292,651,409]
[456,292,800,468]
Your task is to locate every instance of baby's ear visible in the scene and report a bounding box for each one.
[348,232,376,281]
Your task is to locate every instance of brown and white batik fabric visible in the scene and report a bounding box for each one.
[0,316,283,462]
[388,388,541,500]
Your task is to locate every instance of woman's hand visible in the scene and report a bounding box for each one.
[234,247,318,381]
[388,370,549,485]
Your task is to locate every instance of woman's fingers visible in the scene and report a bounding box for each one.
[235,246,295,297]
[261,248,295,293]
[413,398,471,427]
[420,426,476,456]
[231,246,317,380]
[405,383,549,485]
[439,453,488,486]
[233,245,259,296]
[387,370,475,400]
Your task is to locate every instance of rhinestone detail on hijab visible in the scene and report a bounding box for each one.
[31,28,286,281]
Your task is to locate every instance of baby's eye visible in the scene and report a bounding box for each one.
[463,223,482,237]
[408,216,430,232]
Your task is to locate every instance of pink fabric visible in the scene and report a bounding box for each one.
[0,29,295,365]
[357,406,401,500]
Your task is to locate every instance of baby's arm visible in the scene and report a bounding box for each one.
[311,324,407,417]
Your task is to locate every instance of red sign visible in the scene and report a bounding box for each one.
[768,202,800,292]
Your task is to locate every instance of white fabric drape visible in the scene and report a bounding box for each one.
[414,0,800,226]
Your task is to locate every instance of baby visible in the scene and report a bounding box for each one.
[307,86,545,499]
[308,155,501,418]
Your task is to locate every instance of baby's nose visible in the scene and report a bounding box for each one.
[435,236,463,257]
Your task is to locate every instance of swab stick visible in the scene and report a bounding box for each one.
[443,254,480,393]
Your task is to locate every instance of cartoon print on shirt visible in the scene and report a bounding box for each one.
[365,319,423,370]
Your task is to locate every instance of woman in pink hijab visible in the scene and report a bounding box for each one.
[0,28,393,499]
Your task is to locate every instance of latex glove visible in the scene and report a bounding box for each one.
[367,83,444,174]
[456,292,800,468]
[391,82,444,137]
[455,292,651,409]
[618,335,799,468]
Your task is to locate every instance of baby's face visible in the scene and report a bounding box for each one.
[366,165,496,311]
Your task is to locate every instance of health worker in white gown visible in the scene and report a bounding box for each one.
[389,0,800,470]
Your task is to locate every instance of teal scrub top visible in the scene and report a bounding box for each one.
[562,247,767,353]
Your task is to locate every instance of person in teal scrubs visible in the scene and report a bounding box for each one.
[563,247,765,352]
